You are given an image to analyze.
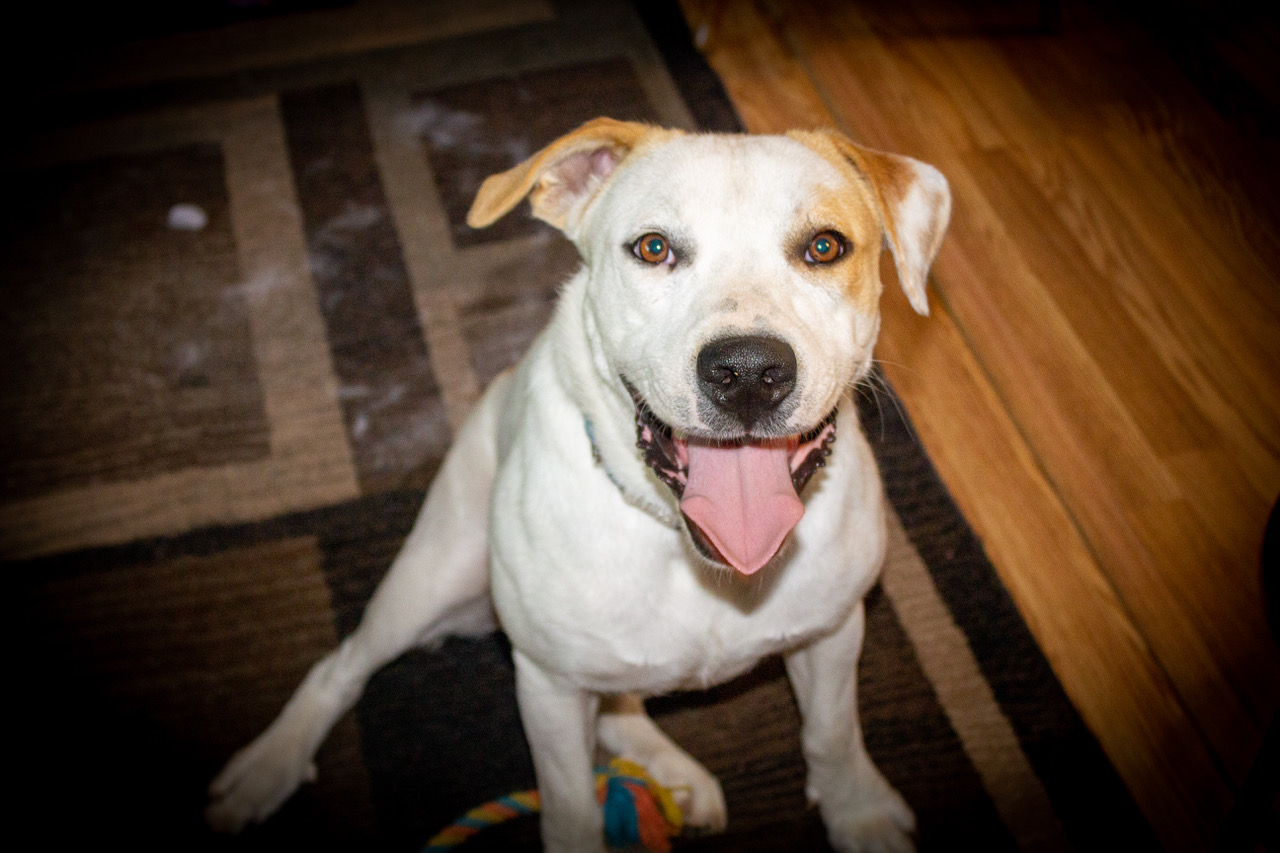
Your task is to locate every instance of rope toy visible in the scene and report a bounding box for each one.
[423,758,684,852]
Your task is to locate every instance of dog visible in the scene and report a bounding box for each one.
[205,118,950,853]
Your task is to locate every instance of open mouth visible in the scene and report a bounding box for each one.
[627,381,837,575]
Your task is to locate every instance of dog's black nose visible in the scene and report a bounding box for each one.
[697,335,797,428]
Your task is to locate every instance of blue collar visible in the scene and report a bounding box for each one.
[584,417,680,529]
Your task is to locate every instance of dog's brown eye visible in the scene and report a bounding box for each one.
[633,233,674,265]
[805,231,845,264]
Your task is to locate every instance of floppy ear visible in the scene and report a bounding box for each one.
[792,129,951,315]
[466,117,662,235]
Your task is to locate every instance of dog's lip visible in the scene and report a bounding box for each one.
[670,427,831,475]
[624,377,837,572]
[624,377,837,496]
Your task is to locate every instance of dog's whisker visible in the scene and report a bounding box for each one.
[862,362,918,445]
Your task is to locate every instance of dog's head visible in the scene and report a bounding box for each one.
[469,119,950,575]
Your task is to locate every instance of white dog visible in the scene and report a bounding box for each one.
[206,118,950,853]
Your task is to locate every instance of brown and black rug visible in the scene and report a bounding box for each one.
[6,1,1157,850]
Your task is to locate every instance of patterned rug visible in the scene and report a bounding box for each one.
[6,1,1157,850]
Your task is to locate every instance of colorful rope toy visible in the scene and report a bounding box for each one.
[423,758,684,852]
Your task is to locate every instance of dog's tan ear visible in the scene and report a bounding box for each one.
[792,130,951,316]
[467,118,661,234]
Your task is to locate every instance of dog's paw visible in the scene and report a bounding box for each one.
[205,733,318,833]
[645,750,727,833]
[827,810,916,853]
[824,784,915,853]
[809,758,916,853]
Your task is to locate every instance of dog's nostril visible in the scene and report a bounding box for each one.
[697,335,797,428]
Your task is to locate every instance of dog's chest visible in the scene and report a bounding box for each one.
[595,589,845,692]
[495,540,862,694]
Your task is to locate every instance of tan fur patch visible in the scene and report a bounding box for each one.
[468,118,678,231]
[786,130,886,313]
[788,128,949,316]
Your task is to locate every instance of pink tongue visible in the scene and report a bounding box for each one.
[680,441,804,575]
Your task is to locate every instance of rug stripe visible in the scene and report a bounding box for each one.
[280,82,452,495]
[881,509,1070,851]
[360,80,484,433]
[858,591,1019,848]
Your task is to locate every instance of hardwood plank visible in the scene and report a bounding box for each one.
[1065,1,1280,280]
[1072,129,1280,470]
[902,35,1280,476]
[834,4,1280,450]
[960,149,1280,745]
[949,23,1280,460]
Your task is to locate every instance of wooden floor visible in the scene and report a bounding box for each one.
[678,0,1280,848]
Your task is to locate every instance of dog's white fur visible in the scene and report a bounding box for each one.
[206,119,950,853]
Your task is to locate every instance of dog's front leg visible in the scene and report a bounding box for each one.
[513,649,605,853]
[785,601,916,853]
[206,376,507,832]
[597,694,727,831]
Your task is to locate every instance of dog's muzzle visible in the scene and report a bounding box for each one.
[627,369,837,576]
